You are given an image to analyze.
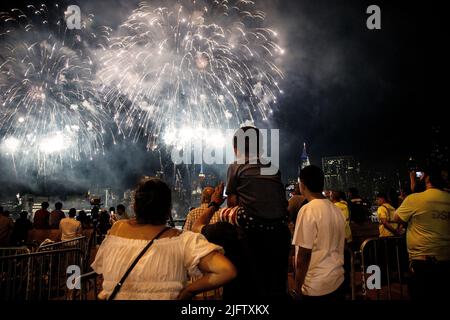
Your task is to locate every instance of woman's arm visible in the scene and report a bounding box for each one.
[177,251,237,299]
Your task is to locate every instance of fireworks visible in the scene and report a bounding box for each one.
[0,4,108,174]
[0,1,284,175]
[98,0,284,150]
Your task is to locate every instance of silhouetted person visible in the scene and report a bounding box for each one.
[225,126,290,299]
[33,202,50,229]
[99,209,111,237]
[347,188,369,224]
[91,206,100,227]
[50,202,66,229]
[288,183,307,224]
[0,207,14,246]
[77,210,92,229]
[110,204,129,224]
[394,164,450,300]
[11,211,33,246]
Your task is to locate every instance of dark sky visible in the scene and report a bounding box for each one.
[0,0,446,195]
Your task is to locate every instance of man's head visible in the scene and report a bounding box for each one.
[376,193,388,206]
[299,165,324,195]
[68,208,76,218]
[55,202,63,210]
[201,187,215,204]
[41,202,49,210]
[423,164,446,189]
[348,187,359,199]
[330,190,342,202]
[116,204,125,215]
[233,126,262,160]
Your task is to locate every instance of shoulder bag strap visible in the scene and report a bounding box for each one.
[108,226,171,300]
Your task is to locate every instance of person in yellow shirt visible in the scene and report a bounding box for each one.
[394,165,450,300]
[376,193,399,237]
[330,190,352,243]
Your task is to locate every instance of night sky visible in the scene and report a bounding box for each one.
[0,0,446,196]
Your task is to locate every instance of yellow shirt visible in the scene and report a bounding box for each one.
[377,203,397,237]
[334,200,352,242]
[396,188,450,261]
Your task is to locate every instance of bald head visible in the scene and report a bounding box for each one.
[201,187,215,204]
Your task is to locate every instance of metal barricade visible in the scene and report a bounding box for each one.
[358,236,409,299]
[344,245,356,300]
[0,248,82,300]
[37,236,86,253]
[0,247,31,257]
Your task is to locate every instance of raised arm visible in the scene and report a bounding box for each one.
[192,183,226,233]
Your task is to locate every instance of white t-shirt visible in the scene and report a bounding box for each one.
[59,217,81,241]
[292,198,345,296]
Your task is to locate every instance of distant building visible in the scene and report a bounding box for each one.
[430,125,449,167]
[322,156,360,192]
[298,142,311,176]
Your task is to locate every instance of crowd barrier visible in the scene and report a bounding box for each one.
[0,248,82,300]
[356,236,409,299]
[0,246,30,258]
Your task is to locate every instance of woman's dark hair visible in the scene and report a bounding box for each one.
[134,177,172,225]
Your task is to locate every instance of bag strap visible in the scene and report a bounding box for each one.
[381,204,395,223]
[108,226,171,300]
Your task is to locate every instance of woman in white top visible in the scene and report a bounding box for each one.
[91,177,237,300]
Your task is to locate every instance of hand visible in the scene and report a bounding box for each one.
[177,287,195,300]
[211,182,226,206]
[289,289,302,301]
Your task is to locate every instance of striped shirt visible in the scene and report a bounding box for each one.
[183,204,221,231]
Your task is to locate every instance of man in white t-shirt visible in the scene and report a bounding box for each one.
[292,165,346,300]
[59,208,82,241]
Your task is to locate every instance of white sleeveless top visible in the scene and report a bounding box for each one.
[91,231,223,300]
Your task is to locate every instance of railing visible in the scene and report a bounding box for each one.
[0,248,82,300]
[357,236,409,299]
[37,236,86,253]
[344,245,356,300]
[0,246,31,258]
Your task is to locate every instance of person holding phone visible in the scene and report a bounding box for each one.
[394,164,450,300]
[110,204,129,224]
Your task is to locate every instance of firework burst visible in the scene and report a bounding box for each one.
[0,4,108,174]
[98,0,284,150]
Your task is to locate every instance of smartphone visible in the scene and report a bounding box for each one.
[416,171,424,178]
[285,184,295,192]
[223,185,227,197]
